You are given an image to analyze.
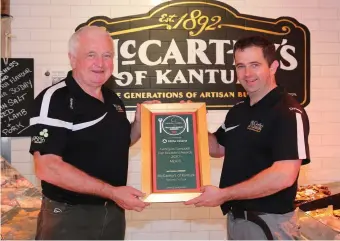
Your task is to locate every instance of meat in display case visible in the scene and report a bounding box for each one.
[298,206,340,240]
[1,153,340,240]
[297,182,340,240]
[295,184,332,205]
[1,157,42,240]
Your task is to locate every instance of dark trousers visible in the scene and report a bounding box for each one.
[36,196,125,240]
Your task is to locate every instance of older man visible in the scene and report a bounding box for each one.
[29,26,158,240]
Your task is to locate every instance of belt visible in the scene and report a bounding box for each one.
[43,196,116,206]
[79,200,116,206]
[230,208,274,240]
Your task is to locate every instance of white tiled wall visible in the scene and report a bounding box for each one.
[7,0,340,239]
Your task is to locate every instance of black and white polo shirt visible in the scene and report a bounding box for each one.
[29,71,131,205]
[214,86,310,214]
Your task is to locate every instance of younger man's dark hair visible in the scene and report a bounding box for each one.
[233,36,277,66]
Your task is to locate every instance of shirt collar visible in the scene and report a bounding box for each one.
[245,86,285,109]
[65,71,111,103]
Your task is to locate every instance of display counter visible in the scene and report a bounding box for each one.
[1,156,339,240]
[298,206,340,240]
[297,182,340,240]
[1,158,42,240]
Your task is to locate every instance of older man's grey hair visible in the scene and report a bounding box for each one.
[68,26,112,56]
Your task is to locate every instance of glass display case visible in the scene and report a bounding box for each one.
[298,207,340,240]
[1,157,42,240]
[297,182,340,240]
[1,154,339,240]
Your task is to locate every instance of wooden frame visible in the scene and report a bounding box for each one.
[141,103,210,202]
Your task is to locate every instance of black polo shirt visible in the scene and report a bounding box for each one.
[29,71,131,205]
[214,86,310,215]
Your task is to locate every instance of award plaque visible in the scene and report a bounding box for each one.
[141,103,210,202]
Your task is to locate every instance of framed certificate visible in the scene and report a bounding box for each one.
[140,103,210,202]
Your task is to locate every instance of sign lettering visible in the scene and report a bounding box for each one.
[76,0,310,109]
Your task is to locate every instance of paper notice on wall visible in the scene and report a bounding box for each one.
[42,69,68,87]
[51,71,68,85]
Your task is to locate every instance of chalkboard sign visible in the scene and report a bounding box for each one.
[1,58,34,137]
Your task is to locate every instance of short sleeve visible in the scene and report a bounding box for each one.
[271,109,310,165]
[117,95,128,118]
[213,118,228,147]
[28,82,73,156]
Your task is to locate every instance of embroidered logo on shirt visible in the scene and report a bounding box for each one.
[221,123,240,132]
[247,121,264,132]
[32,129,49,144]
[113,104,124,112]
[40,129,49,137]
[69,98,74,109]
